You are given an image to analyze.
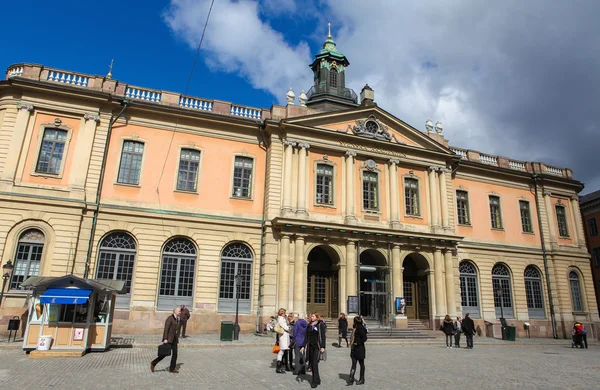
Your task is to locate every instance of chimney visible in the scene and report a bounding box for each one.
[360,84,375,107]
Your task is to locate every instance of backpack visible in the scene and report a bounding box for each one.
[274,321,285,335]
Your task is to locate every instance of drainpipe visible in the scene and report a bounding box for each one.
[387,243,394,330]
[533,174,558,339]
[83,101,129,279]
[357,241,361,316]
[255,120,269,333]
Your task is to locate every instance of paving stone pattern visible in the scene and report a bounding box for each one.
[0,343,598,389]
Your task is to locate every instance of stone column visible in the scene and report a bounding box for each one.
[570,196,585,245]
[346,241,357,309]
[389,159,400,228]
[278,234,291,310]
[428,271,437,318]
[68,113,100,191]
[345,151,357,224]
[444,249,456,316]
[544,191,557,242]
[293,235,305,316]
[434,248,446,316]
[439,168,449,228]
[391,245,403,300]
[282,140,296,214]
[0,103,34,183]
[428,167,440,227]
[296,142,310,215]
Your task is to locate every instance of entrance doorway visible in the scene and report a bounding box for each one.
[402,254,430,320]
[359,249,389,326]
[306,246,339,318]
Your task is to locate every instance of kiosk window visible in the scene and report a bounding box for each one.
[94,294,110,324]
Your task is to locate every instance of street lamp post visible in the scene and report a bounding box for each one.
[0,260,15,308]
[233,272,241,341]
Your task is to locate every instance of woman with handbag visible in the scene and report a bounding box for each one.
[346,316,367,386]
[275,308,290,374]
[300,312,326,389]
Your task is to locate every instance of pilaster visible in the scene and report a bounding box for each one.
[278,234,291,310]
[296,142,310,216]
[389,159,400,229]
[444,249,456,316]
[281,140,296,215]
[0,102,34,184]
[69,113,100,191]
[293,235,305,316]
[345,151,357,224]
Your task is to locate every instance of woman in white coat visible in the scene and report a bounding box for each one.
[276,308,290,374]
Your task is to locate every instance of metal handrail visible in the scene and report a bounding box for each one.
[306,85,358,103]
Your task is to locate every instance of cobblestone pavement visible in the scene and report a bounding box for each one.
[0,342,598,389]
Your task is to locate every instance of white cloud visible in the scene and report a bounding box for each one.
[163,0,312,103]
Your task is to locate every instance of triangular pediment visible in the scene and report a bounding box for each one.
[283,106,453,155]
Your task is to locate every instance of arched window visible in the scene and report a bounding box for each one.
[459,261,480,318]
[329,68,338,88]
[10,229,44,290]
[569,271,584,312]
[218,243,253,313]
[158,237,196,311]
[492,263,513,318]
[96,232,136,309]
[524,266,545,318]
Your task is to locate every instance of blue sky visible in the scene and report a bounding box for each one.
[2,0,600,192]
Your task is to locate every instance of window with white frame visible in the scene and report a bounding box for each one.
[232,156,253,198]
[218,243,253,313]
[459,261,480,318]
[117,141,144,185]
[520,200,533,233]
[96,232,136,309]
[569,271,584,312]
[555,205,569,237]
[362,171,378,210]
[177,149,200,192]
[456,190,470,225]
[158,237,196,311]
[10,229,44,290]
[489,195,503,229]
[36,128,67,174]
[588,217,598,236]
[404,177,420,216]
[492,263,513,318]
[316,163,334,205]
[524,266,545,318]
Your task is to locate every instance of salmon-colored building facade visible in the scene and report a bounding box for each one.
[0,35,597,340]
[580,190,600,312]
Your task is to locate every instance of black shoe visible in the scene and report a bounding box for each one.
[356,378,365,385]
[285,364,291,372]
[276,361,285,374]
[346,378,355,386]
[311,383,318,389]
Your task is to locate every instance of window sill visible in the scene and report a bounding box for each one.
[174,189,199,195]
[522,231,535,235]
[230,196,253,201]
[572,311,587,316]
[491,227,505,231]
[559,235,571,239]
[114,182,141,188]
[404,214,423,220]
[362,209,381,215]
[314,202,336,209]
[457,223,472,227]
[30,171,64,179]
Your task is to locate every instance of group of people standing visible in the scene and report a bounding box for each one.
[441,313,476,349]
[273,309,368,388]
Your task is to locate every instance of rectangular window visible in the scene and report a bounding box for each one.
[362,171,379,210]
[520,200,533,233]
[556,205,569,237]
[404,178,420,215]
[117,141,144,185]
[456,190,470,225]
[177,149,200,192]
[489,195,503,229]
[589,217,599,236]
[232,156,253,198]
[316,164,334,205]
[592,247,600,268]
[403,281,413,306]
[36,128,67,174]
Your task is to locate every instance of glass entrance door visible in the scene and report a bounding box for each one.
[359,267,388,325]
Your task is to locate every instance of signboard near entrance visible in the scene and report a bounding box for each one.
[347,296,359,314]
[395,297,406,315]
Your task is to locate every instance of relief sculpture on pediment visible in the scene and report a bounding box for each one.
[347,114,392,142]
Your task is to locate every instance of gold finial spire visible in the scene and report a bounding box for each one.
[327,22,332,39]
[106,59,114,80]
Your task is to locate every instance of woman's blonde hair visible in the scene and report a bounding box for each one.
[278,308,286,316]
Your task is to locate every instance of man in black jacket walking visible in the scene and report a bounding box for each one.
[462,313,475,349]
[151,307,181,373]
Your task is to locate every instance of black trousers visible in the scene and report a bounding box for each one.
[293,346,305,375]
[465,334,473,348]
[151,341,178,371]
[180,321,187,337]
[308,345,321,385]
[454,332,461,347]
[286,347,294,368]
[350,357,365,379]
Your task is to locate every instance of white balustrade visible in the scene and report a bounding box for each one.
[47,70,89,87]
[546,166,563,176]
[7,66,23,78]
[451,148,467,159]
[179,96,213,111]
[509,160,526,170]
[480,154,498,165]
[230,105,261,119]
[125,87,162,103]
